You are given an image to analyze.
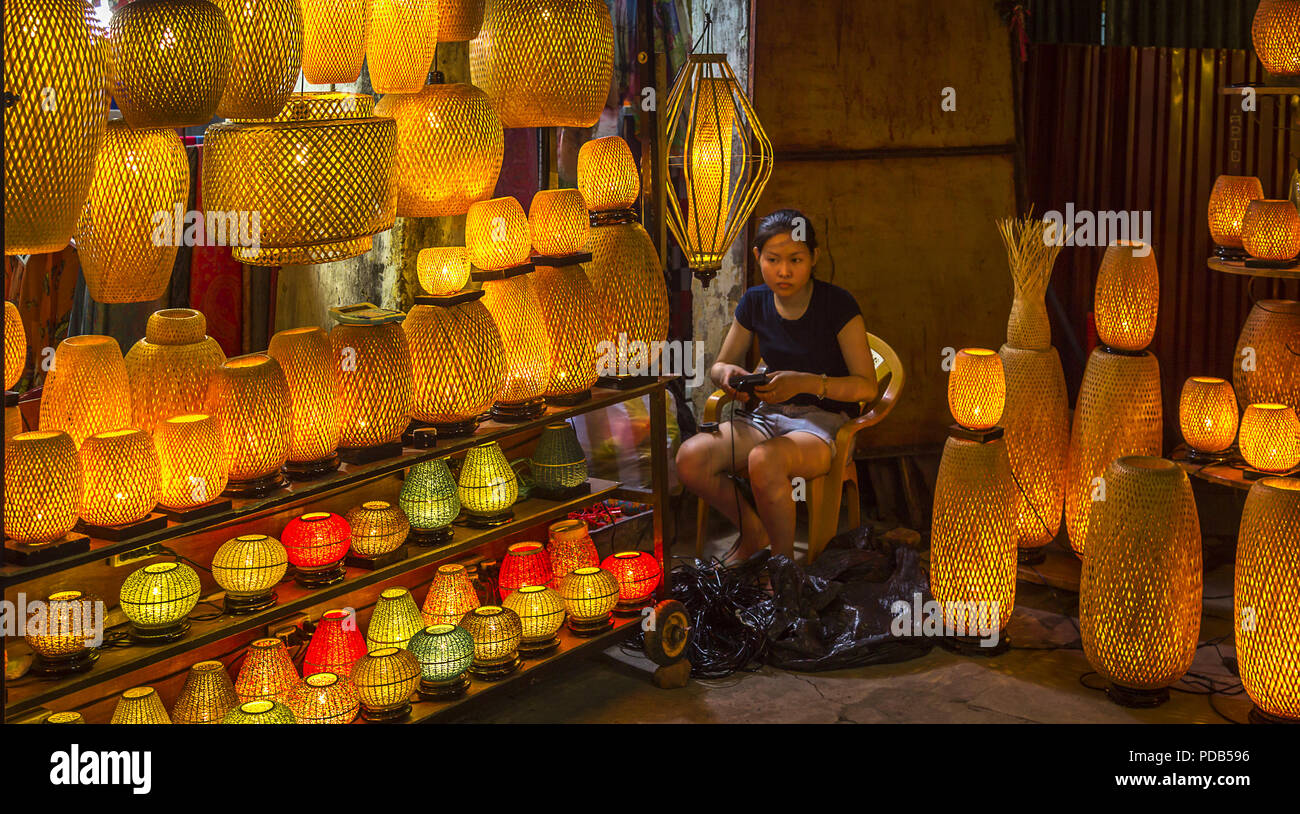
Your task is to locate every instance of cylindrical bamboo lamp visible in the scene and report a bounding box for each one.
[438,0,486,40]
[1239,403,1300,473]
[1234,476,1300,722]
[480,269,552,420]
[1208,175,1265,258]
[1080,456,1202,707]
[422,564,481,626]
[119,561,201,643]
[303,608,368,677]
[286,672,360,724]
[585,225,670,378]
[404,298,505,436]
[534,263,599,404]
[268,326,340,479]
[352,647,421,721]
[346,500,410,559]
[24,590,101,676]
[4,430,83,545]
[601,551,661,611]
[221,699,297,724]
[399,457,460,546]
[502,585,565,656]
[999,345,1068,554]
[211,534,288,614]
[204,354,291,495]
[367,0,440,94]
[457,442,520,526]
[558,566,619,636]
[547,519,599,586]
[1253,0,1300,77]
[529,189,590,257]
[78,429,161,527]
[499,542,554,599]
[171,661,238,724]
[1178,376,1239,455]
[1233,299,1300,415]
[301,0,370,85]
[529,421,589,499]
[365,587,426,651]
[39,335,132,448]
[330,321,413,452]
[155,414,228,510]
[1242,199,1300,261]
[282,512,351,588]
[460,605,523,679]
[235,638,299,702]
[408,624,475,698]
[5,300,26,391]
[110,687,171,725]
[1094,241,1160,352]
[213,0,303,120]
[947,349,1005,431]
[124,309,226,435]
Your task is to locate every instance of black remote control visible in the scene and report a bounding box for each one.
[729,372,770,396]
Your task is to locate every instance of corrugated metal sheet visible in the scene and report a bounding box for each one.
[1029,0,1257,49]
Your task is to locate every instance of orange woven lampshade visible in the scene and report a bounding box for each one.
[124,309,226,434]
[586,223,670,369]
[78,429,161,527]
[155,414,228,509]
[268,327,340,478]
[214,0,303,120]
[1094,241,1159,352]
[375,82,504,218]
[1234,300,1300,415]
[529,190,590,257]
[948,348,1005,431]
[460,605,523,679]
[422,563,482,626]
[534,264,599,403]
[547,518,599,585]
[417,248,472,296]
[467,197,533,271]
[1178,376,1239,454]
[39,335,132,448]
[286,672,360,724]
[235,638,300,702]
[1242,199,1300,261]
[1207,175,1264,257]
[404,297,505,436]
[1253,0,1300,77]
[578,137,639,213]
[5,301,26,391]
[24,590,101,676]
[481,271,553,420]
[368,0,440,94]
[1240,403,1300,473]
[4,431,83,544]
[171,660,239,724]
[438,0,486,40]
[345,500,410,557]
[330,321,413,450]
[470,0,613,128]
[301,0,370,85]
[5,0,108,256]
[203,354,291,495]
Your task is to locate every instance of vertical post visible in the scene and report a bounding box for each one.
[648,379,671,594]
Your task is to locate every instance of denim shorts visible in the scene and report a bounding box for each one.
[730,400,852,457]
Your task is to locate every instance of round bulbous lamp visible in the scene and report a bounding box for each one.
[204,354,292,496]
[346,501,410,559]
[303,608,368,678]
[498,542,554,598]
[172,660,239,724]
[78,429,161,528]
[286,672,360,724]
[1207,175,1265,259]
[212,534,288,614]
[1094,241,1159,352]
[119,562,201,644]
[501,585,565,656]
[558,566,619,636]
[365,587,426,651]
[1252,0,1300,78]
[947,348,1005,431]
[330,321,413,452]
[221,699,297,724]
[111,687,171,725]
[24,591,102,676]
[3,430,83,546]
[1242,199,1300,261]
[403,295,506,437]
[352,646,421,721]
[408,623,475,698]
[460,605,523,680]
[39,335,132,448]
[1178,377,1239,456]
[577,136,640,213]
[422,564,481,626]
[235,638,300,703]
[418,248,472,296]
[601,551,661,612]
[399,457,460,546]
[466,196,533,271]
[529,189,590,257]
[154,414,228,510]
[124,309,226,435]
[1239,403,1300,473]
[283,512,351,588]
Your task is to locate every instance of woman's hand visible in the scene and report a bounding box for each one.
[713,362,753,405]
[754,371,814,404]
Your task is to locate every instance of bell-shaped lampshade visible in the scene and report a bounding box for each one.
[301,0,370,84]
[78,429,161,527]
[111,687,171,725]
[534,264,600,403]
[1234,299,1300,415]
[1240,404,1300,473]
[422,563,481,626]
[376,82,504,217]
[460,605,523,679]
[399,457,461,546]
[283,512,351,588]
[268,326,340,478]
[39,335,132,448]
[155,414,228,510]
[470,0,614,128]
[529,190,591,257]
[5,301,26,391]
[1253,0,1300,77]
[1235,476,1300,722]
[286,672,360,724]
[346,500,410,558]
[947,349,1005,431]
[303,608,368,677]
[438,0,486,40]
[3,430,83,545]
[1242,199,1300,261]
[586,218,670,372]
[5,0,109,256]
[1208,175,1265,257]
[124,309,226,434]
[221,699,297,724]
[1094,241,1159,352]
[578,137,639,213]
[352,646,422,720]
[466,197,533,271]
[558,566,619,636]
[211,534,288,614]
[235,638,300,702]
[25,590,101,676]
[5,405,22,444]
[119,562,201,643]
[330,321,413,450]
[481,271,553,419]
[499,542,554,598]
[502,584,565,655]
[418,248,472,296]
[547,519,600,586]
[213,0,303,120]
[172,660,239,724]
[74,122,189,304]
[408,623,475,698]
[204,354,291,494]
[366,587,426,651]
[529,421,589,497]
[1178,377,1239,454]
[107,0,232,129]
[45,711,85,724]
[601,551,661,609]
[367,0,440,93]
[1080,456,1201,707]
[458,442,520,526]
[404,299,506,436]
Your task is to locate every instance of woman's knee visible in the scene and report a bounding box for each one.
[675,435,716,487]
[746,442,791,495]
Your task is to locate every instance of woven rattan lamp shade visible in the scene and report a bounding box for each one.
[422,564,481,626]
[366,587,426,651]
[399,457,460,536]
[529,190,590,257]
[368,0,440,94]
[404,301,505,427]
[111,687,171,725]
[268,327,340,468]
[558,566,619,626]
[530,421,588,492]
[947,348,1004,430]
[172,660,239,724]
[469,0,614,128]
[40,335,132,448]
[409,624,475,687]
[4,431,83,544]
[5,407,23,444]
[5,301,26,391]
[547,519,599,584]
[1243,200,1300,260]
[1094,241,1159,352]
[534,264,599,400]
[79,429,161,526]
[460,605,523,663]
[930,437,1017,633]
[1253,0,1300,77]
[1179,377,1239,453]
[125,309,226,434]
[235,638,300,702]
[1235,477,1300,721]
[467,197,532,270]
[155,414,227,508]
[286,672,360,724]
[1240,403,1300,472]
[438,0,485,40]
[502,585,565,650]
[212,534,288,600]
[75,121,189,304]
[577,136,639,213]
[417,248,471,295]
[376,83,504,218]
[346,500,410,556]
[330,321,413,449]
[301,0,370,84]
[586,222,670,360]
[204,354,291,483]
[1080,457,1201,699]
[283,511,351,573]
[999,345,1068,549]
[500,542,554,598]
[1233,299,1299,414]
[458,442,519,519]
[25,590,99,671]
[213,0,303,120]
[1208,175,1265,252]
[353,646,421,718]
[120,561,201,633]
[222,699,297,723]
[481,273,553,408]
[5,0,108,256]
[602,551,660,604]
[304,608,368,677]
[107,0,231,129]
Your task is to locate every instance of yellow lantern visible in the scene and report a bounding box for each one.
[1252,0,1300,77]
[558,566,619,636]
[368,0,440,94]
[1234,300,1300,415]
[502,584,566,656]
[212,534,288,614]
[534,263,599,404]
[204,354,292,495]
[1207,175,1264,258]
[1242,199,1300,261]
[119,561,202,643]
[438,0,485,41]
[268,326,340,479]
[39,335,132,448]
[172,660,239,724]
[1239,403,1300,473]
[457,442,520,526]
[221,699,297,724]
[417,248,472,295]
[1094,241,1159,352]
[111,687,172,725]
[529,190,590,258]
[352,646,421,721]
[155,414,228,511]
[365,587,426,651]
[466,197,532,271]
[578,137,639,213]
[124,309,226,435]
[330,321,413,452]
[5,300,26,391]
[214,0,304,120]
[25,590,101,676]
[459,605,523,679]
[3,430,83,545]
[301,0,371,85]
[1178,376,1239,455]
[345,500,410,558]
[78,429,161,528]
[480,269,552,420]
[404,295,506,436]
[947,348,1005,431]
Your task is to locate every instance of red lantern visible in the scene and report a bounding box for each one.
[282,511,351,588]
[303,608,368,677]
[498,542,554,599]
[601,551,660,609]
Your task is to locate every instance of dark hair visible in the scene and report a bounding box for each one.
[752,208,819,254]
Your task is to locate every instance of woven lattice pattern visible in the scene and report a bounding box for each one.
[558,567,619,621]
[212,534,288,597]
[368,0,440,94]
[79,429,160,526]
[5,0,108,255]
[529,190,590,256]
[108,0,231,129]
[460,606,523,663]
[221,699,296,724]
[531,421,588,491]
[417,248,471,295]
[1208,175,1265,249]
[1064,349,1163,555]
[330,322,412,448]
[155,414,227,508]
[301,0,370,84]
[1000,346,1067,549]
[438,0,485,40]
[235,638,300,702]
[283,512,351,568]
[1240,404,1300,472]
[234,236,375,267]
[399,458,460,530]
[586,222,670,358]
[366,587,425,650]
[304,609,368,677]
[172,661,238,724]
[353,647,421,710]
[126,310,226,435]
[204,354,291,480]
[409,624,475,681]
[25,591,99,658]
[685,77,736,258]
[469,0,613,128]
[1235,477,1300,720]
[346,500,410,556]
[1243,199,1300,260]
[458,442,519,516]
[5,407,22,444]
[1253,0,1300,76]
[467,197,532,270]
[4,431,82,543]
[1234,299,1300,415]
[602,551,660,602]
[1094,242,1159,352]
[503,585,565,642]
[548,519,599,584]
[482,273,552,404]
[422,564,481,626]
[213,0,302,120]
[286,673,359,724]
[500,542,553,597]
[1080,457,1201,691]
[1178,376,1239,453]
[40,335,132,447]
[404,302,504,424]
[111,687,171,725]
[5,301,27,391]
[534,265,599,398]
[577,136,639,213]
[269,91,375,122]
[948,348,1004,430]
[268,327,339,464]
[120,562,201,629]
[376,84,504,218]
[929,437,1017,632]
[1007,291,1052,352]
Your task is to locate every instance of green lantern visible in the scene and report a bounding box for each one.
[220,699,297,724]
[408,624,475,700]
[399,457,460,546]
[529,420,589,500]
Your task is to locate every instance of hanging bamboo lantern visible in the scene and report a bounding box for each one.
[1243,199,1300,261]
[268,327,340,478]
[1234,476,1300,722]
[368,0,440,94]
[1233,299,1300,415]
[437,0,485,41]
[578,137,639,213]
[1080,457,1201,707]
[1094,241,1159,352]
[204,354,292,495]
[404,296,505,436]
[457,441,519,526]
[155,414,228,510]
[469,0,614,128]
[1252,0,1300,77]
[330,320,413,451]
[301,0,371,85]
[1207,175,1265,259]
[422,563,481,626]
[947,349,1005,431]
[5,301,26,392]
[4,431,83,545]
[1239,403,1300,473]
[213,0,303,120]
[5,0,108,256]
[78,429,161,527]
[375,81,504,218]
[172,661,239,724]
[1178,376,1239,455]
[39,335,132,448]
[124,309,226,435]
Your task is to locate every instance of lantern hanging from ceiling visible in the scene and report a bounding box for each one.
[366,587,426,651]
[460,605,523,679]
[303,608,368,677]
[286,672,360,724]
[172,660,239,724]
[221,699,297,724]
[155,414,228,510]
[235,637,300,702]
[1252,0,1300,77]
[368,0,440,94]
[124,309,226,435]
[330,319,413,451]
[282,511,351,588]
[214,0,303,120]
[204,354,292,495]
[1233,299,1300,415]
[558,566,619,636]
[408,624,475,698]
[1207,175,1265,259]
[1094,241,1159,352]
[119,561,201,643]
[1242,199,1300,261]
[111,687,172,725]
[268,326,340,479]
[422,563,481,626]
[457,441,520,526]
[499,542,554,599]
[5,0,108,256]
[601,551,661,611]
[352,646,422,720]
[211,534,288,614]
[947,349,1005,431]
[25,590,101,676]
[1239,403,1300,473]
[39,335,132,448]
[529,421,589,499]
[1178,376,1239,455]
[438,0,485,41]
[399,457,461,546]
[5,301,26,391]
[78,429,161,527]
[346,500,410,558]
[501,585,565,656]
[3,430,83,545]
[301,0,370,85]
[547,519,599,586]
[404,290,505,437]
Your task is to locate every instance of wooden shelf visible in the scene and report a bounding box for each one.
[1219,83,1300,96]
[1173,445,1294,492]
[1206,257,1300,281]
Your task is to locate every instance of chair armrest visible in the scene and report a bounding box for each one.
[701,388,734,424]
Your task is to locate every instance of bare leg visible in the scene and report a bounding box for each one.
[675,421,771,560]
[746,433,833,560]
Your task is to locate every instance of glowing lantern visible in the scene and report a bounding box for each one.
[221,699,296,724]
[1242,200,1300,261]
[301,0,370,85]
[24,590,101,676]
[408,624,475,698]
[1207,175,1264,258]
[1234,300,1300,415]
[286,672,359,724]
[502,585,565,656]
[404,293,506,437]
[529,190,590,257]
[1094,241,1159,352]
[303,608,368,677]
[368,0,440,94]
[601,551,660,610]
[283,512,351,588]
[479,269,552,420]
[437,0,485,40]
[365,587,426,651]
[558,566,619,636]
[155,414,228,510]
[111,687,171,725]
[422,563,481,626]
[1252,0,1300,77]
[204,354,291,495]
[346,500,410,559]
[119,562,201,643]
[499,542,554,598]
[213,0,303,120]
[78,429,161,527]
[1178,377,1239,455]
[399,457,460,546]
[466,197,532,271]
[211,534,288,614]
[39,335,132,448]
[172,661,239,724]
[534,263,599,404]
[330,321,413,451]
[1239,404,1300,473]
[547,519,599,586]
[418,248,472,295]
[235,638,300,702]
[947,349,1005,431]
[352,646,421,720]
[3,430,83,545]
[577,137,638,212]
[268,326,340,479]
[460,605,522,679]
[5,301,25,391]
[124,309,226,434]
[458,442,520,526]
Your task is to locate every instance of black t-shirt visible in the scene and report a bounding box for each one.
[734,277,864,417]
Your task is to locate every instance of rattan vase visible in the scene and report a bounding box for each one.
[267,326,340,470]
[403,301,505,431]
[585,222,670,370]
[40,335,132,448]
[998,345,1068,550]
[1233,299,1299,415]
[214,0,303,120]
[124,309,226,434]
[330,321,413,449]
